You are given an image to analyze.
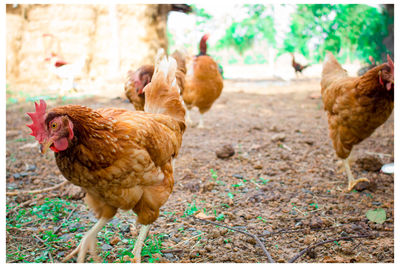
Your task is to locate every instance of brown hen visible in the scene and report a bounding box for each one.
[321,52,394,191]
[183,34,224,128]
[27,49,185,262]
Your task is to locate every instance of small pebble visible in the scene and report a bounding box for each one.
[101,244,113,251]
[26,164,36,172]
[271,133,286,142]
[164,253,174,260]
[232,174,243,179]
[216,144,235,159]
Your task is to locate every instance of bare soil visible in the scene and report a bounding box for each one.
[6,78,394,263]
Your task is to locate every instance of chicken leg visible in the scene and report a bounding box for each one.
[63,217,109,263]
[343,157,369,191]
[185,108,193,127]
[131,224,151,262]
[198,114,204,128]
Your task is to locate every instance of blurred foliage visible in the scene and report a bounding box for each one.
[280,4,393,63]
[190,5,213,26]
[216,4,276,55]
[166,29,175,54]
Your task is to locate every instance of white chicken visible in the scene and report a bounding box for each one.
[46,54,86,96]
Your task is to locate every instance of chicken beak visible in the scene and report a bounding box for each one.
[40,138,54,154]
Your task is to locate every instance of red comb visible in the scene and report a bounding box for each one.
[387,55,394,73]
[26,100,47,142]
[201,34,210,41]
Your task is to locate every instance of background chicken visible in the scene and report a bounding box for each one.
[45,53,87,96]
[183,34,224,128]
[291,53,310,77]
[124,65,154,111]
[124,51,186,111]
[27,50,185,263]
[320,52,394,191]
[357,56,377,76]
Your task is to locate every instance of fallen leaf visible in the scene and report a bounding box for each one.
[366,208,386,224]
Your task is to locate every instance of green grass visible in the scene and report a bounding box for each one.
[6,197,168,263]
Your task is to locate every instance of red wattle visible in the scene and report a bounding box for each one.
[54,137,69,152]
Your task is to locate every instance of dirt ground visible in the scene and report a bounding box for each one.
[5,77,394,263]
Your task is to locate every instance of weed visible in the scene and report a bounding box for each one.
[257,216,269,224]
[213,210,225,221]
[182,200,200,218]
[220,203,230,209]
[258,177,270,185]
[231,182,244,188]
[210,169,225,185]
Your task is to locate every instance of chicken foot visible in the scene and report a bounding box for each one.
[131,224,151,262]
[63,217,109,263]
[343,157,369,192]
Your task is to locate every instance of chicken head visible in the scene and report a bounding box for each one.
[27,100,74,154]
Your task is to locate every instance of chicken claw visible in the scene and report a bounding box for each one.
[343,158,369,192]
[347,177,370,192]
[63,217,108,263]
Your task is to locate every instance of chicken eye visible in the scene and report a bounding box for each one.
[51,122,58,129]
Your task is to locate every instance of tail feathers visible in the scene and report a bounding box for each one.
[153,48,177,88]
[171,50,187,94]
[144,49,186,125]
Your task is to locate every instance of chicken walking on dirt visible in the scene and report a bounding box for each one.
[27,49,186,263]
[183,34,224,128]
[320,52,394,191]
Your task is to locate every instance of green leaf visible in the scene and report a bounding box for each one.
[366,208,386,224]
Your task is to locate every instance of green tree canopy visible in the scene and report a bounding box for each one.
[280,4,393,63]
[215,4,276,55]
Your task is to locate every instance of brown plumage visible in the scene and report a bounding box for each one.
[124,52,186,111]
[124,65,154,111]
[321,52,394,191]
[27,50,185,262]
[183,34,224,128]
[171,50,187,95]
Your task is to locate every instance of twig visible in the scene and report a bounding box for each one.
[6,193,55,216]
[168,233,203,249]
[288,233,376,263]
[160,249,183,254]
[53,206,78,235]
[193,217,275,263]
[48,251,54,263]
[281,143,292,151]
[364,151,392,159]
[260,222,355,237]
[6,180,68,196]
